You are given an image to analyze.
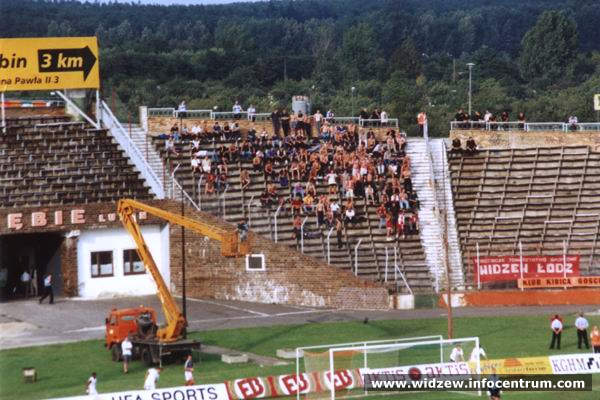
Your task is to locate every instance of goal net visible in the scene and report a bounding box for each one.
[295,336,481,399]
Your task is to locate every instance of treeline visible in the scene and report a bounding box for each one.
[2,0,600,135]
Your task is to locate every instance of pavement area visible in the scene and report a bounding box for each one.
[1,295,599,350]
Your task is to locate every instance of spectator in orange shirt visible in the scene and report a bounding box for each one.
[590,326,600,353]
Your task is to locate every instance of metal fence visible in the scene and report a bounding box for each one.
[450,121,600,132]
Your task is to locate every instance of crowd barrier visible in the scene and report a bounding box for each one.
[49,353,600,400]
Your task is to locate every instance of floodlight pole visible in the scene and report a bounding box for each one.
[467,63,475,116]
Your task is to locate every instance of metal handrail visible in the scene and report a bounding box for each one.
[172,177,201,212]
[450,120,600,132]
[300,216,309,253]
[174,109,212,119]
[170,163,181,198]
[148,107,175,117]
[54,90,99,129]
[274,203,283,243]
[100,100,165,199]
[354,238,363,276]
[247,195,255,227]
[220,186,228,217]
[393,246,412,294]
[327,227,334,264]
[359,118,399,128]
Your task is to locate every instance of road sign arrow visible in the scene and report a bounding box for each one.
[37,46,97,81]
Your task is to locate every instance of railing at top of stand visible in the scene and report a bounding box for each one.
[148,107,175,117]
[212,111,248,120]
[450,120,600,132]
[359,118,399,128]
[174,109,212,119]
[100,100,165,199]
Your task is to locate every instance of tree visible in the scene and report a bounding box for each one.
[389,38,422,80]
[519,11,578,85]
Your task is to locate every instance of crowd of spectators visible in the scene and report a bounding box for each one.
[161,105,421,248]
[453,109,526,130]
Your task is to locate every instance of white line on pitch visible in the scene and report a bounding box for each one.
[187,309,332,324]
[176,297,270,316]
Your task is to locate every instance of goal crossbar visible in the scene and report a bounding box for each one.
[328,337,481,399]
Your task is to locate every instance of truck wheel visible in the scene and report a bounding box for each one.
[111,345,122,362]
[141,348,153,366]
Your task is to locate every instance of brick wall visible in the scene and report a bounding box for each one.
[0,200,390,308]
[166,201,390,310]
[5,108,66,118]
[147,117,395,141]
[451,130,600,151]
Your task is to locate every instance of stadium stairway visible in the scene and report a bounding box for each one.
[149,136,434,293]
[127,124,166,190]
[449,145,600,284]
[406,139,464,290]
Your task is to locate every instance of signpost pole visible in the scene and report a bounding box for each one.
[1,92,5,134]
[96,90,100,126]
[519,241,524,291]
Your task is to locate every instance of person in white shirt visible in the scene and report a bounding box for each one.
[121,336,133,373]
[550,315,563,350]
[20,270,31,298]
[313,110,323,133]
[575,312,590,349]
[177,101,187,118]
[484,110,492,122]
[38,273,53,304]
[232,101,243,119]
[144,367,162,390]
[247,104,256,121]
[86,372,98,395]
[184,354,195,386]
[469,345,487,362]
[449,344,464,362]
[330,201,340,217]
[380,110,388,126]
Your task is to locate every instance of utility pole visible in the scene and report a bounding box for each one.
[452,58,456,83]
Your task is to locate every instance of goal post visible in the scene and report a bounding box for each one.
[327,337,481,399]
[295,336,443,400]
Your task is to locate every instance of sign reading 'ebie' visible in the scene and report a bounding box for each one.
[0,37,100,91]
[6,209,146,231]
[473,255,580,283]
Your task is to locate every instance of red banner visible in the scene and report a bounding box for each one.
[473,255,580,283]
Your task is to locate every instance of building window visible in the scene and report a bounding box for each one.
[91,251,113,278]
[123,249,145,275]
[245,254,266,271]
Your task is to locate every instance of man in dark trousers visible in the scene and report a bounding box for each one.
[549,314,563,349]
[39,272,54,304]
[271,108,281,137]
[575,312,590,350]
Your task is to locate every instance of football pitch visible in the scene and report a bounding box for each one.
[1,313,599,400]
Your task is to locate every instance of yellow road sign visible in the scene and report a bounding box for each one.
[0,37,99,92]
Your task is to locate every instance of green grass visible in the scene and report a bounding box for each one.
[1,313,599,400]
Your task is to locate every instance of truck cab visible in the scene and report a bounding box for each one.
[105,306,156,359]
